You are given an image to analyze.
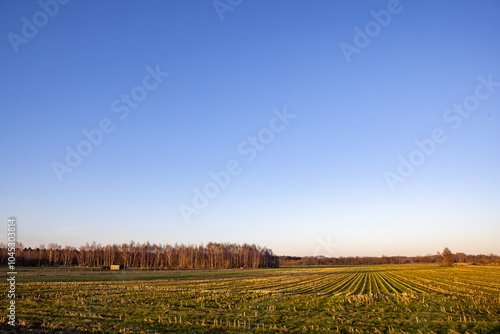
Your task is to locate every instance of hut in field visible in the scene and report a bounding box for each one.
[110,264,124,270]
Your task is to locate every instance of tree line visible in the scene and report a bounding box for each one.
[280,249,500,266]
[0,241,279,269]
[3,242,497,269]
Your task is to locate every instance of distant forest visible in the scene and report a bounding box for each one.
[280,252,500,266]
[0,241,279,269]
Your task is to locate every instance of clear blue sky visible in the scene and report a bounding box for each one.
[1,0,499,256]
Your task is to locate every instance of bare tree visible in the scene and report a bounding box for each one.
[441,247,454,267]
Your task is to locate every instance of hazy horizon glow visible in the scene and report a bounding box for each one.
[1,1,499,257]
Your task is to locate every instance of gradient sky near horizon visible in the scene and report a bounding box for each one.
[1,0,499,257]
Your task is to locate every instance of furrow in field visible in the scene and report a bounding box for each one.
[390,271,428,294]
[289,272,354,294]
[370,272,381,294]
[395,270,476,295]
[276,272,348,294]
[348,270,369,295]
[416,270,500,294]
[367,271,373,294]
[378,271,409,293]
[321,272,359,295]
[307,272,354,294]
[395,271,466,295]
[389,271,448,294]
[337,271,365,295]
[373,271,398,294]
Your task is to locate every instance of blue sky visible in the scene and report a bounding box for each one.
[1,0,499,256]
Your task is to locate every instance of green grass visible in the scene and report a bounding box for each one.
[1,265,500,333]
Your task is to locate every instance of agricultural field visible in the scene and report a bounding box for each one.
[1,265,500,333]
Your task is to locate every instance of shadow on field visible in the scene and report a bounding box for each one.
[488,325,500,334]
